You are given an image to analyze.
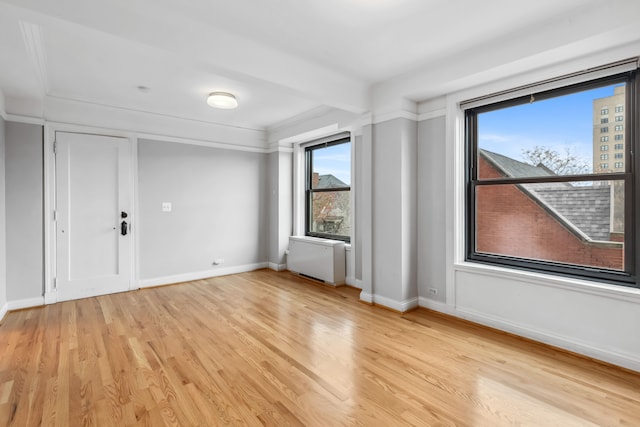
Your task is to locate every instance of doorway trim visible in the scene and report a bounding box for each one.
[44,122,138,304]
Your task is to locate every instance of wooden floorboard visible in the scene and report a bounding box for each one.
[0,269,638,426]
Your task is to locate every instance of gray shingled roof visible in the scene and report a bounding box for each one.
[480,149,611,242]
[317,174,348,189]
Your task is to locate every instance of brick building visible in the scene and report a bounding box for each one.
[476,150,623,270]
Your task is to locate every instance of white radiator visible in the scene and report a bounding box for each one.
[287,236,346,285]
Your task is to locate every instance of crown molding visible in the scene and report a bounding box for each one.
[5,114,45,125]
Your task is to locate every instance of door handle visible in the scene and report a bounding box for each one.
[121,220,128,236]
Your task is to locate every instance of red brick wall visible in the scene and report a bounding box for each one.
[476,156,623,269]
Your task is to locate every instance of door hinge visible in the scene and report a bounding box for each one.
[53,210,57,221]
[53,140,57,154]
[53,277,57,289]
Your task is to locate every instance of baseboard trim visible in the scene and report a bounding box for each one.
[44,291,57,305]
[138,262,269,288]
[359,293,418,313]
[7,296,45,311]
[345,275,356,287]
[417,296,640,373]
[268,262,287,272]
[0,303,8,322]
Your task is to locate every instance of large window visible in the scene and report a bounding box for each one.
[305,137,351,242]
[465,71,637,287]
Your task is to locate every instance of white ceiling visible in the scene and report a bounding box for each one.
[0,0,639,134]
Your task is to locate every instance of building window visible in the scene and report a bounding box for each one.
[616,105,624,112]
[305,137,351,242]
[600,136,609,142]
[615,153,624,159]
[600,127,609,133]
[615,125,624,131]
[615,115,624,122]
[615,143,624,150]
[465,72,636,287]
[615,134,624,141]
[601,118,609,124]
[601,108,609,115]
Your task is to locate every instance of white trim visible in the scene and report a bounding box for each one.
[418,109,447,121]
[268,262,287,272]
[372,110,418,125]
[359,291,373,303]
[454,262,640,304]
[7,296,44,311]
[5,114,45,125]
[362,293,419,312]
[138,262,269,288]
[44,292,56,305]
[354,279,364,289]
[43,123,55,304]
[137,132,268,154]
[345,275,356,287]
[267,143,294,154]
[418,297,640,373]
[0,303,8,322]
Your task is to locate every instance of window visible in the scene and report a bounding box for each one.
[601,118,609,124]
[615,124,624,131]
[616,105,624,113]
[305,137,351,242]
[600,136,609,142]
[601,108,609,115]
[616,115,624,121]
[615,134,624,140]
[615,143,624,150]
[601,127,609,133]
[615,153,624,159]
[466,72,636,287]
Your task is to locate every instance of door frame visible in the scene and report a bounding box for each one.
[44,122,138,304]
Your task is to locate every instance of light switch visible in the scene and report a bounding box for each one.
[162,202,172,212]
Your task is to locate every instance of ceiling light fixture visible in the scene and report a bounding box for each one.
[207,92,238,109]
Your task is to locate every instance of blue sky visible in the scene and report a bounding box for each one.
[313,142,351,185]
[478,84,622,172]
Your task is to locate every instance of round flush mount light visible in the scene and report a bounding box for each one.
[207,92,238,109]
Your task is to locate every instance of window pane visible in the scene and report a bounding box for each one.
[475,181,624,270]
[310,191,350,238]
[477,83,626,178]
[310,142,351,189]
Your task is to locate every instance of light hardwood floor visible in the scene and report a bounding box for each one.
[0,270,638,426]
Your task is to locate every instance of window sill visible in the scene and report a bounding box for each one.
[454,261,640,304]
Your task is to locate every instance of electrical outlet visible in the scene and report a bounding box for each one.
[212,258,224,266]
[428,288,438,295]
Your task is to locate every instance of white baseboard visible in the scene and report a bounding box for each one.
[44,291,57,305]
[0,302,8,322]
[417,296,640,373]
[268,262,287,272]
[360,292,418,312]
[8,296,45,311]
[138,262,269,288]
[345,275,356,287]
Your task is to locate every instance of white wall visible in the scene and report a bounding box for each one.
[137,139,269,286]
[371,118,418,308]
[5,122,43,303]
[268,150,292,271]
[417,116,446,302]
[0,116,7,318]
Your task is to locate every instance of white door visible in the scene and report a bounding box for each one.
[55,132,133,301]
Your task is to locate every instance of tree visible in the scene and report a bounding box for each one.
[521,146,590,175]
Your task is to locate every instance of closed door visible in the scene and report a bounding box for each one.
[55,132,133,301]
